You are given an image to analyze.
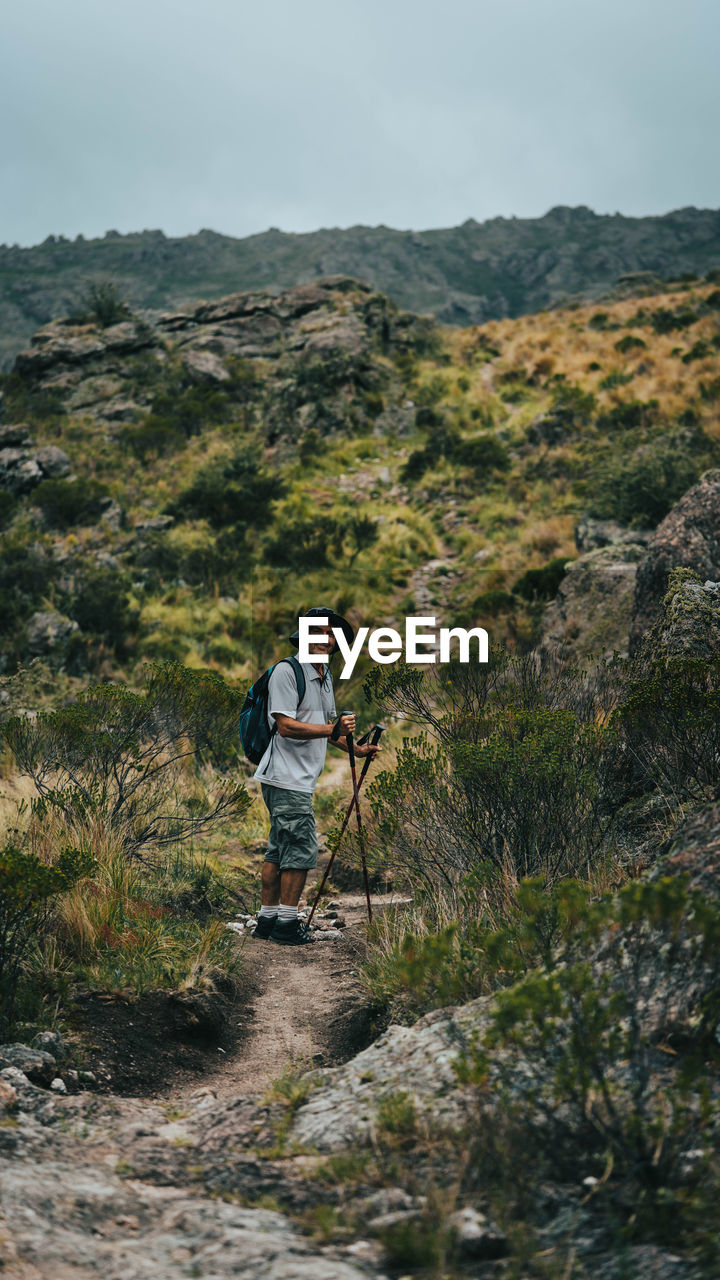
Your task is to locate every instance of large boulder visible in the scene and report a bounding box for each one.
[538,542,646,660]
[0,1044,56,1087]
[26,611,79,657]
[630,469,720,653]
[0,436,70,494]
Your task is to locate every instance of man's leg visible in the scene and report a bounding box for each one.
[253,786,282,939]
[261,859,281,906]
[269,789,318,946]
[279,867,308,908]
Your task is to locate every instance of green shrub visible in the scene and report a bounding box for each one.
[452,435,510,474]
[122,421,185,461]
[460,876,720,1226]
[596,398,659,433]
[71,567,139,657]
[614,334,647,354]
[0,489,18,529]
[364,656,617,900]
[471,588,517,616]
[33,477,110,530]
[681,340,712,364]
[0,537,58,648]
[5,662,249,859]
[0,843,95,1030]
[171,450,284,531]
[587,441,701,526]
[82,281,131,327]
[615,649,720,804]
[599,369,634,390]
[549,381,596,426]
[649,307,699,333]
[513,557,572,602]
[263,513,378,570]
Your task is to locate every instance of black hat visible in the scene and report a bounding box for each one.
[289,605,354,651]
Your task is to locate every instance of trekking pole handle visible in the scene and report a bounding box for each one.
[331,710,354,742]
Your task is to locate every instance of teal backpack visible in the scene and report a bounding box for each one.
[239,657,306,765]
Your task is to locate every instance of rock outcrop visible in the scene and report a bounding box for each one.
[630,469,720,653]
[539,542,646,660]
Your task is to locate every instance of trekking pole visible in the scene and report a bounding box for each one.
[307,721,385,926]
[345,721,373,923]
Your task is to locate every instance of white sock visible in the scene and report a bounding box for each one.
[259,905,278,919]
[278,904,298,921]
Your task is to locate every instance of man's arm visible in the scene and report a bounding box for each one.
[272,712,355,741]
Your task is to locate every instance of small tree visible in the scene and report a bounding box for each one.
[5,662,249,861]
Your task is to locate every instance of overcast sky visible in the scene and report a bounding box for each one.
[2,0,718,247]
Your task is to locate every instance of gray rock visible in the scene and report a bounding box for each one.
[182,347,230,383]
[99,497,124,531]
[31,1030,65,1056]
[539,542,646,660]
[50,1077,67,1094]
[0,1152,380,1280]
[448,1207,508,1260]
[35,444,71,476]
[0,1066,31,1088]
[0,446,44,494]
[0,423,33,447]
[26,611,80,657]
[0,1079,18,1111]
[575,516,654,553]
[0,1044,56,1086]
[630,468,720,653]
[135,515,173,532]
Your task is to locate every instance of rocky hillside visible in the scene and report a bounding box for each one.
[1,269,719,688]
[2,275,720,1277]
[2,204,719,368]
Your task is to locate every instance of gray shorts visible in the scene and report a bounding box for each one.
[261,784,319,871]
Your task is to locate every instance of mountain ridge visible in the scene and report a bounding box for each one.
[1,204,719,370]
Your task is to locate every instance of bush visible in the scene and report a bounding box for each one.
[513,557,572,602]
[5,662,250,860]
[596,399,660,433]
[0,537,58,649]
[615,649,720,805]
[33,477,110,530]
[71,567,138,656]
[0,843,95,1030]
[587,441,701,527]
[614,334,647,354]
[599,369,634,390]
[649,307,699,333]
[82,281,131,328]
[461,876,720,1222]
[122,421,185,461]
[0,488,18,529]
[549,381,596,427]
[363,654,618,904]
[171,450,284,531]
[263,513,378,570]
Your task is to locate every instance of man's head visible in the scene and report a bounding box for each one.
[289,606,354,658]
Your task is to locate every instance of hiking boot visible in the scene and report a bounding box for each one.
[251,913,278,939]
[269,918,313,946]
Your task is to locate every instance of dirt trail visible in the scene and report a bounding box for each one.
[182,891,384,1102]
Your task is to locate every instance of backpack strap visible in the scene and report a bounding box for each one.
[277,655,305,710]
[256,657,308,775]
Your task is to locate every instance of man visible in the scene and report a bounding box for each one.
[253,606,380,945]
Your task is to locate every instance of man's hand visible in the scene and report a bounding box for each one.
[336,712,356,737]
[354,742,381,759]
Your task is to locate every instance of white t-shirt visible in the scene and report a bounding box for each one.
[253,660,336,794]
